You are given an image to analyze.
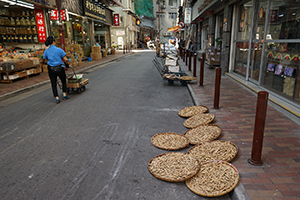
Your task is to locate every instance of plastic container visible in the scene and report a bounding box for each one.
[88,57,92,62]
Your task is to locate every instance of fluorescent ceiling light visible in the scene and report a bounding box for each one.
[16,3,34,9]
[0,0,16,5]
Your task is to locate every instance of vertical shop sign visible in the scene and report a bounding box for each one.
[114,14,120,26]
[35,9,46,43]
[269,10,278,23]
[185,7,191,24]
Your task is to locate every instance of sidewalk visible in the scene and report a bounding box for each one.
[0,51,130,101]
[179,58,300,200]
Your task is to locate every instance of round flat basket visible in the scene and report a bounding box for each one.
[186,160,239,197]
[148,152,201,182]
[180,76,197,81]
[151,132,189,150]
[183,113,215,128]
[184,125,222,145]
[178,105,209,118]
[187,140,238,163]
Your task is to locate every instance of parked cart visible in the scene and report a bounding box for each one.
[152,56,196,86]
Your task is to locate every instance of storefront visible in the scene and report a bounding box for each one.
[231,0,300,104]
[0,0,56,83]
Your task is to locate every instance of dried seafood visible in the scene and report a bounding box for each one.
[148,152,201,182]
[187,140,238,163]
[186,160,239,197]
[151,132,189,150]
[183,113,215,128]
[178,105,209,118]
[184,125,222,145]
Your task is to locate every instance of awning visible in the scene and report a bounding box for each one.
[167,26,179,32]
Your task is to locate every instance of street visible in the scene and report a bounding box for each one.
[0,52,232,200]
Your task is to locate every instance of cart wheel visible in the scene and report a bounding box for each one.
[180,80,187,86]
[81,85,86,91]
[67,88,70,94]
[168,79,174,86]
[77,87,82,93]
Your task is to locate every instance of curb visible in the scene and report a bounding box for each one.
[0,53,134,102]
[186,82,250,200]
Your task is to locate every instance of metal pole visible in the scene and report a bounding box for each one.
[214,67,221,109]
[188,50,191,71]
[56,0,65,51]
[248,91,269,166]
[183,49,185,62]
[185,50,188,66]
[199,53,205,86]
[193,53,197,77]
[123,44,125,54]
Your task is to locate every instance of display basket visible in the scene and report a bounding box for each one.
[178,105,209,118]
[151,132,189,150]
[185,160,239,197]
[184,124,222,145]
[148,152,201,182]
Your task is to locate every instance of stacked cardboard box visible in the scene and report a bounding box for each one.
[90,46,102,61]
[64,38,83,67]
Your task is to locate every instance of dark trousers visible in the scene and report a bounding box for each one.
[48,66,67,97]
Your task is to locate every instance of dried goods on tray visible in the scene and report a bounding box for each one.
[184,125,222,145]
[148,152,200,182]
[151,132,189,150]
[178,105,209,118]
[183,113,215,128]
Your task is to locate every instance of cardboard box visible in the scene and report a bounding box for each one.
[42,64,48,73]
[92,46,101,53]
[90,53,102,60]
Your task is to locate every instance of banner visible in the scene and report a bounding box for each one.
[35,9,46,43]
[50,10,68,21]
[185,7,191,24]
[114,14,120,26]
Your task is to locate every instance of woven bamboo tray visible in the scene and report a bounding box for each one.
[184,125,222,145]
[180,76,197,81]
[148,152,201,182]
[183,113,215,128]
[151,132,189,150]
[187,140,238,163]
[186,160,239,197]
[178,105,209,118]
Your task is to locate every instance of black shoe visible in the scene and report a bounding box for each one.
[63,95,70,100]
[56,98,60,104]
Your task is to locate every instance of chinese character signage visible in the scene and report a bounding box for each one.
[35,9,46,43]
[114,14,119,26]
[50,10,67,21]
[85,0,106,22]
[185,8,191,24]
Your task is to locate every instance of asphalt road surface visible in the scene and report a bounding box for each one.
[0,52,232,200]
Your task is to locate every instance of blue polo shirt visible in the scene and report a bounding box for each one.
[43,45,66,67]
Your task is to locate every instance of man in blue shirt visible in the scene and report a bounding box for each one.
[43,36,70,104]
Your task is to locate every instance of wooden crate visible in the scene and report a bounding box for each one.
[67,78,89,88]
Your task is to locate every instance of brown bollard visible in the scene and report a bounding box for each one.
[185,50,188,65]
[188,51,192,71]
[213,67,221,109]
[123,46,125,54]
[179,47,182,58]
[183,49,186,62]
[199,54,205,86]
[248,91,269,166]
[193,53,197,77]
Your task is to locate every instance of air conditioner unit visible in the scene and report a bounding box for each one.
[160,5,166,9]
[163,33,168,36]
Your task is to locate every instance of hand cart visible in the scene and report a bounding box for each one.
[152,56,196,86]
[57,66,89,93]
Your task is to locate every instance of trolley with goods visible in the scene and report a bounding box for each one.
[57,66,89,93]
[152,54,196,86]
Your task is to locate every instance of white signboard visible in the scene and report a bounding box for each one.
[116,31,125,36]
[185,7,191,24]
[118,37,123,45]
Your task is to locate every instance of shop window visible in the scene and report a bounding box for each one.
[169,0,177,6]
[263,42,300,101]
[237,1,253,40]
[156,12,165,18]
[267,0,300,40]
[168,12,177,19]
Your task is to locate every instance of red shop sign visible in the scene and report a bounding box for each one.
[35,9,46,43]
[114,14,120,26]
[50,9,67,21]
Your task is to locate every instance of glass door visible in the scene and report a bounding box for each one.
[248,0,268,82]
